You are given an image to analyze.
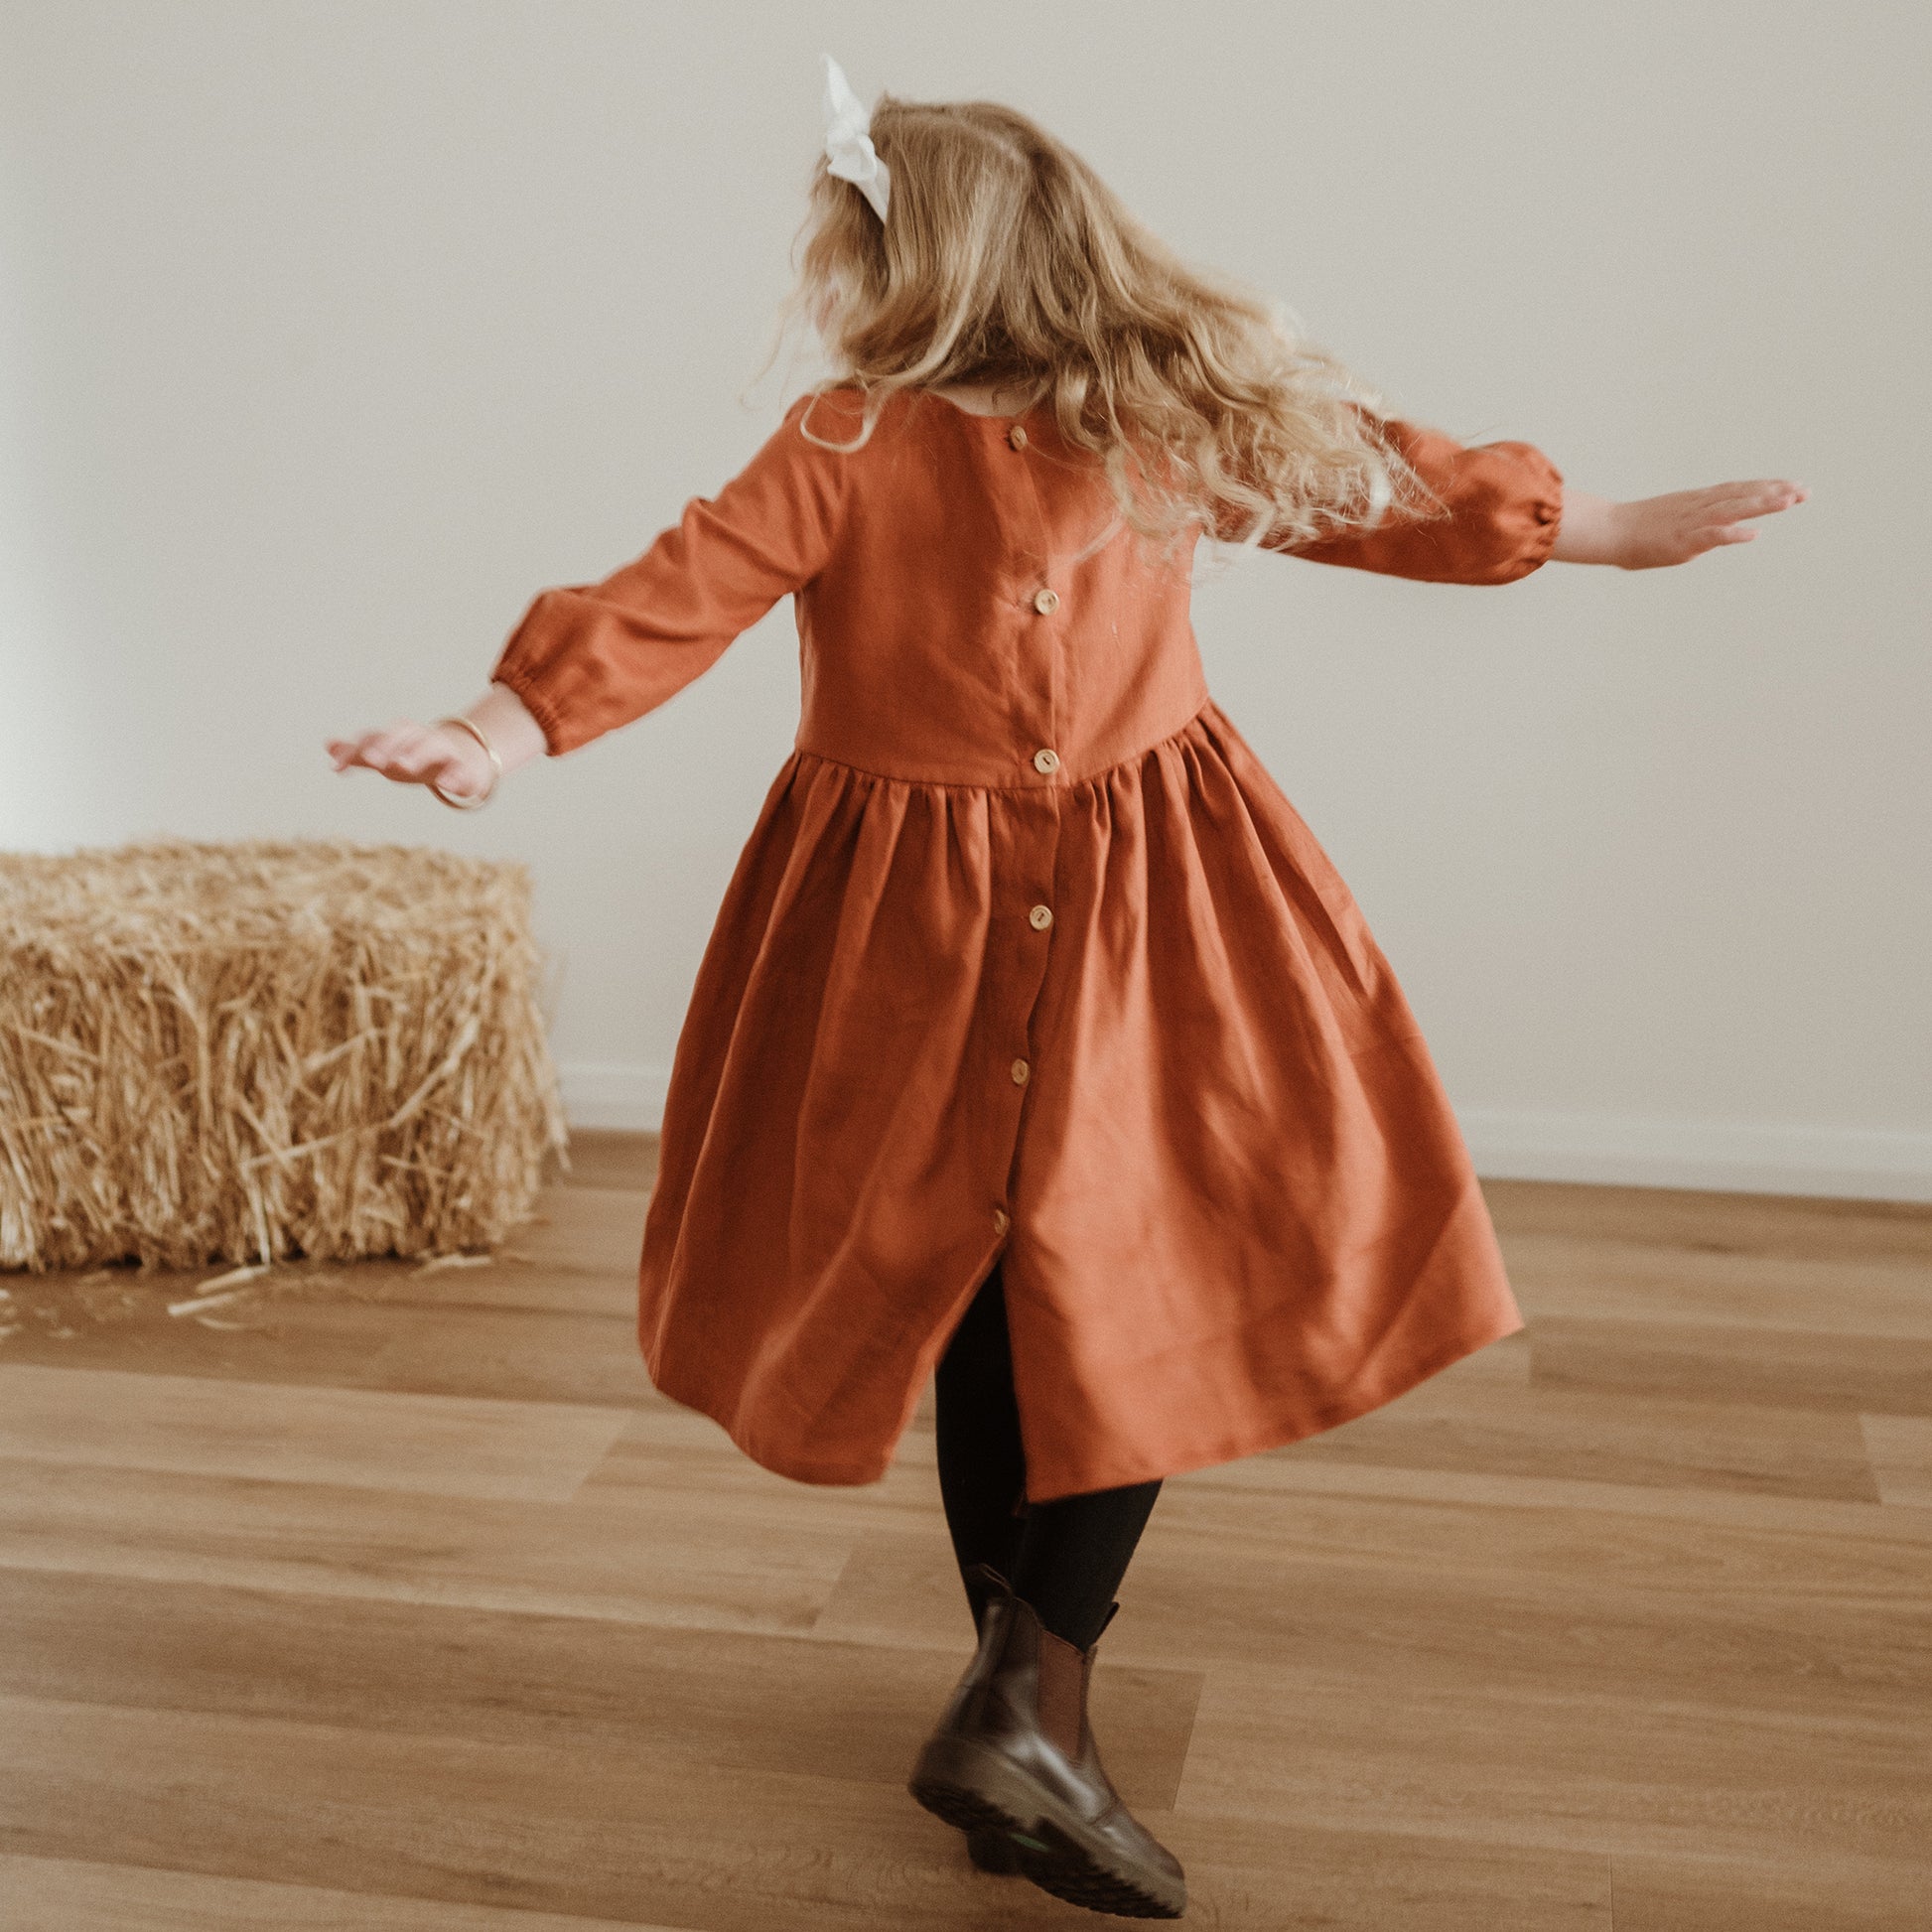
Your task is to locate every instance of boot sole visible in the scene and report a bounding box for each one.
[908,1733,1185,1919]
[966,1823,1021,1872]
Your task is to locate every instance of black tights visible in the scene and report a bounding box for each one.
[933,1258,1162,1651]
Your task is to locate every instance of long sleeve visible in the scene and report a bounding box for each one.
[1266,413,1564,585]
[488,392,852,755]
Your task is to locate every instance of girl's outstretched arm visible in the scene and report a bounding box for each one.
[326,387,856,799]
[1266,416,1565,584]
[1551,479,1807,568]
[1269,413,1806,584]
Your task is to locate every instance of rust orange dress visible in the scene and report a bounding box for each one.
[489,385,1564,1502]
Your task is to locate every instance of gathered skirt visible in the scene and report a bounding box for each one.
[634,697,1523,1502]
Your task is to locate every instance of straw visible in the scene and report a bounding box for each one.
[0,836,569,1272]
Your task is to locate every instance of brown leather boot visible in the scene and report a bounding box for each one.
[908,1565,1186,1918]
[933,1589,1022,1875]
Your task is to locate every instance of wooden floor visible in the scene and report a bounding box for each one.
[2,1134,1928,1929]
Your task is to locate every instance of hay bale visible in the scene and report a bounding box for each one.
[0,837,569,1273]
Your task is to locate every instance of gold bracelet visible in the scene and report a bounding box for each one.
[430,715,501,810]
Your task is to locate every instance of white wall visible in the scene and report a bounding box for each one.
[3,0,1925,1199]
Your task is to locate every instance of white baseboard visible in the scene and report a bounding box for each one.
[557,1061,1930,1204]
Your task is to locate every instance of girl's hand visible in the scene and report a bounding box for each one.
[1553,480,1808,569]
[326,684,548,800]
[326,718,494,799]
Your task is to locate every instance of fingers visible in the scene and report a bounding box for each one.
[327,727,392,774]
[1665,518,1762,564]
[1693,480,1808,519]
[1622,479,1807,566]
[327,719,415,770]
[367,724,445,781]
[325,720,468,785]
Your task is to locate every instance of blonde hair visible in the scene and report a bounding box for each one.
[769,92,1449,555]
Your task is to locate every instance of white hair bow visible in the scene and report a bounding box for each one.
[821,54,891,221]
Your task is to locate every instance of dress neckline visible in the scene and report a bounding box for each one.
[921,385,1047,426]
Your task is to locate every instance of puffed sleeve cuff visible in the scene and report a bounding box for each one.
[488,639,575,758]
[1432,436,1566,584]
[1271,418,1565,586]
[483,565,757,760]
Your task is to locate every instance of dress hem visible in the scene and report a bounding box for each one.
[1017,1303,1528,1503]
[637,1301,1527,1501]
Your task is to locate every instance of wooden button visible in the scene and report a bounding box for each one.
[1033,587,1059,616]
[1033,748,1060,774]
[1011,1057,1031,1086]
[1029,903,1053,930]
[1008,424,1029,451]
[992,1207,1011,1235]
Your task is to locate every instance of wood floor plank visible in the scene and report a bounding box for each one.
[1158,1449,1932,1543]
[1607,1848,1932,1930]
[350,1302,656,1406]
[579,1406,939,1514]
[4,1295,658,1408]
[1504,1234,1932,1339]
[22,1828,1577,1932]
[1410,1326,1533,1385]
[1481,1180,1932,1264]
[2,1853,679,1932]
[0,1454,855,1636]
[0,1246,635,1347]
[390,1257,636,1318]
[1140,1810,1612,1930]
[501,1186,650,1277]
[0,1180,645,1374]
[1,1690,1045,1932]
[0,1565,1204,1811]
[1150,1472,1932,1606]
[0,1363,630,1501]
[1,1694,1608,1932]
[1861,1413,1932,1508]
[545,1130,659,1193]
[0,1273,646,1400]
[1240,1372,1879,1502]
[1172,1660,1931,1869]
[0,1290,397,1384]
[811,1515,1932,1726]
[0,1692,1101,1931]
[1529,1314,1932,1417]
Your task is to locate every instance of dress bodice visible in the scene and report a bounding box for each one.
[489,385,1562,784]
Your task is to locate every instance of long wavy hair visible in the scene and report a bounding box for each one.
[766,91,1449,555]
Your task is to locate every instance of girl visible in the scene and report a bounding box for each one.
[329,61,1804,1921]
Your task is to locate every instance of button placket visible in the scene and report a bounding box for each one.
[1005,439,1062,785]
[983,789,1061,1256]
[984,425,1063,1235]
